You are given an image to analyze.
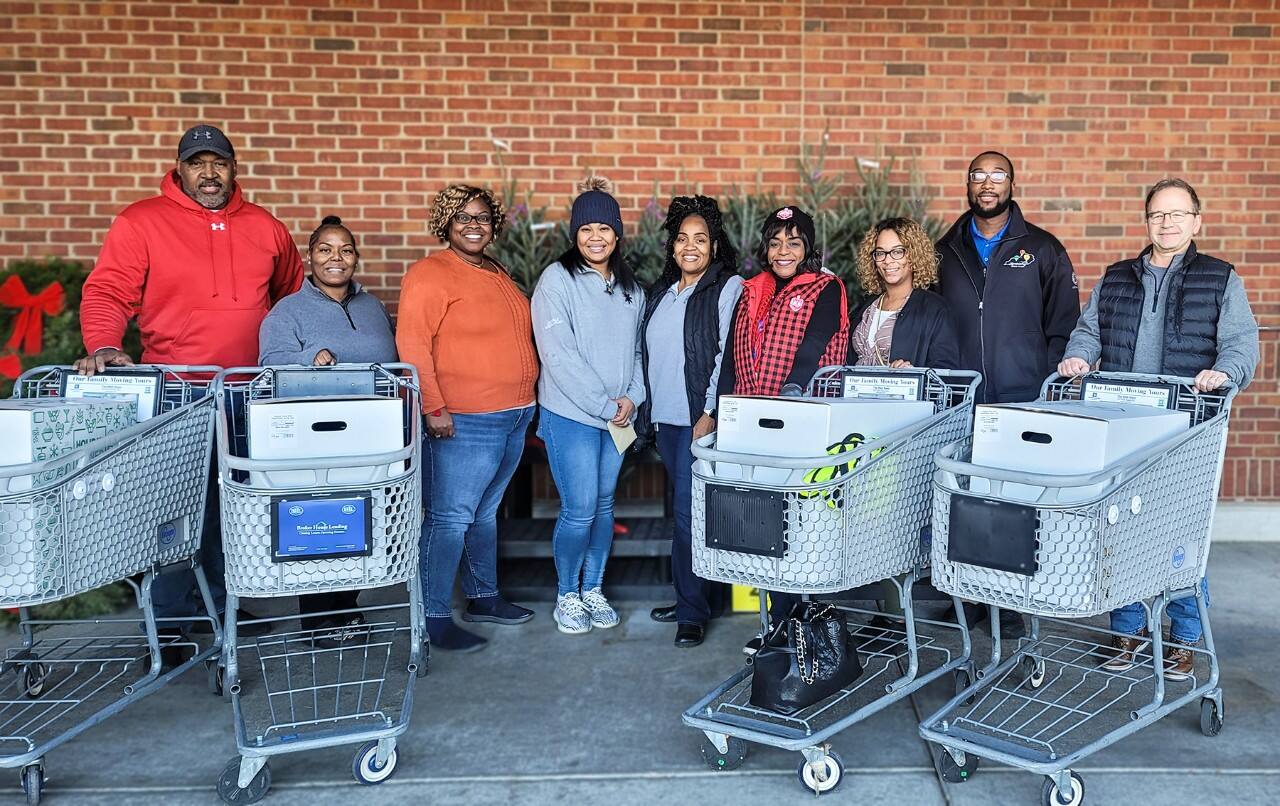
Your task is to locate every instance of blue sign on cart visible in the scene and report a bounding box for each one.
[270,491,373,562]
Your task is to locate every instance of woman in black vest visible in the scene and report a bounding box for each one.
[636,196,743,647]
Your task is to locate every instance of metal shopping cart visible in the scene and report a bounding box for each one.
[682,367,981,795]
[919,372,1234,806]
[0,365,220,804]
[212,365,425,804]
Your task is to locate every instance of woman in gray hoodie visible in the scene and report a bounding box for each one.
[531,178,645,636]
[258,215,397,646]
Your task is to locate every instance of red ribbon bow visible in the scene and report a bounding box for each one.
[0,353,20,380]
[0,275,65,355]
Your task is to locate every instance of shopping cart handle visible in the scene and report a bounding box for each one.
[1038,371,1238,407]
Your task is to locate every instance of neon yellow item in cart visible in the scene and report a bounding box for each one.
[798,432,881,508]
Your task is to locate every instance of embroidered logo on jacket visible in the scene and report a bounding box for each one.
[1004,249,1035,268]
[210,222,226,231]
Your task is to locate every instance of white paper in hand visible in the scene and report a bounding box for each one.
[608,421,637,454]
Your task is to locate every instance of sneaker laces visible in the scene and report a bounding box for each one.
[581,589,612,613]
[558,593,589,619]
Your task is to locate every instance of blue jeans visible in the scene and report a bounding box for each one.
[539,408,626,597]
[421,406,534,618]
[1110,577,1210,643]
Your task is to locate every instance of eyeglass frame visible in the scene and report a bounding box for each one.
[1145,210,1199,225]
[967,170,1010,184]
[871,246,908,263]
[453,211,494,225]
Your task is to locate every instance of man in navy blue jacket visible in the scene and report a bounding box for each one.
[936,151,1081,638]
[937,151,1081,404]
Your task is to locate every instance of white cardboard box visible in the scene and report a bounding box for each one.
[714,395,934,484]
[970,400,1190,502]
[0,397,138,492]
[247,396,406,487]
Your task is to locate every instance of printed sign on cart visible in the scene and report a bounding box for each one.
[270,492,373,562]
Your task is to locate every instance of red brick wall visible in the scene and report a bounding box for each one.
[1,0,1276,497]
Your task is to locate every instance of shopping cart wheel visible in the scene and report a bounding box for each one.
[1021,655,1047,689]
[699,734,748,772]
[216,758,271,805]
[205,660,224,697]
[935,746,980,783]
[1041,772,1084,806]
[796,750,843,795]
[1199,697,1223,737]
[352,741,399,785]
[22,663,47,699]
[21,763,43,806]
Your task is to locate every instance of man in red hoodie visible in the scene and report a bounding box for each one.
[77,124,302,372]
[75,125,303,644]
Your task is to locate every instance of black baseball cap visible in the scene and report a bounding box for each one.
[177,125,235,161]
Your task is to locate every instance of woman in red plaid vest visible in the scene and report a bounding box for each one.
[711,205,850,651]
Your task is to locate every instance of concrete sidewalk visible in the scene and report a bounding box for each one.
[10,542,1280,805]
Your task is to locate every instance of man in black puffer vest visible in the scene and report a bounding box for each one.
[1059,178,1259,682]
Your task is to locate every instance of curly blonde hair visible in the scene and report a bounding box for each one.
[427,184,505,241]
[855,217,939,295]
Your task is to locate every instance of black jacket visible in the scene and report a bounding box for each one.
[636,261,736,442]
[847,288,960,370]
[936,201,1080,403]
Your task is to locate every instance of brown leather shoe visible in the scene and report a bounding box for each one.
[1163,637,1196,681]
[1100,630,1150,673]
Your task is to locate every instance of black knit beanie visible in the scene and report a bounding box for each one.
[570,177,624,238]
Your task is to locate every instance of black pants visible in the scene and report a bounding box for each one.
[655,424,727,625]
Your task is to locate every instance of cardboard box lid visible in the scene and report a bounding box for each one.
[976,399,1186,424]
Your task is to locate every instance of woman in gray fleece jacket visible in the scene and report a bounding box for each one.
[258,215,397,646]
[532,178,645,636]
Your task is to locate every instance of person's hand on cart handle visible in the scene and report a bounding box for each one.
[611,396,635,426]
[312,349,337,366]
[1057,356,1091,378]
[73,348,134,376]
[692,413,716,441]
[1193,369,1228,393]
[889,359,912,369]
[427,409,455,439]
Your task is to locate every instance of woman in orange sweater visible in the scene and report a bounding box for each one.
[397,185,540,653]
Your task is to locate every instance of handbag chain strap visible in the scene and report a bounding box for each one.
[792,602,837,686]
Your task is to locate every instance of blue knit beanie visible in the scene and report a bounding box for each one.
[570,177,624,238]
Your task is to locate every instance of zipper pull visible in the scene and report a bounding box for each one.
[978,301,984,311]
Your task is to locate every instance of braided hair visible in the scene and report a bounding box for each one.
[657,195,739,288]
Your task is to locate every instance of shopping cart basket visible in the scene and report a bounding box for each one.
[682,367,981,794]
[920,372,1235,806]
[212,365,425,804]
[0,365,220,804]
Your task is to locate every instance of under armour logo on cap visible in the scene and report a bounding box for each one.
[177,124,235,161]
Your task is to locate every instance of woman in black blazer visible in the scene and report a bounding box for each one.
[848,217,959,370]
[848,217,960,620]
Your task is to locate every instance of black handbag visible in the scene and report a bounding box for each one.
[749,602,863,715]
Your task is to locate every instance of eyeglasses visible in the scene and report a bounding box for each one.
[968,170,1010,184]
[872,246,907,263]
[1145,210,1197,225]
[454,212,493,225]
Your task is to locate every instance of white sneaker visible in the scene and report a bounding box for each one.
[581,587,620,629]
[554,593,592,635]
